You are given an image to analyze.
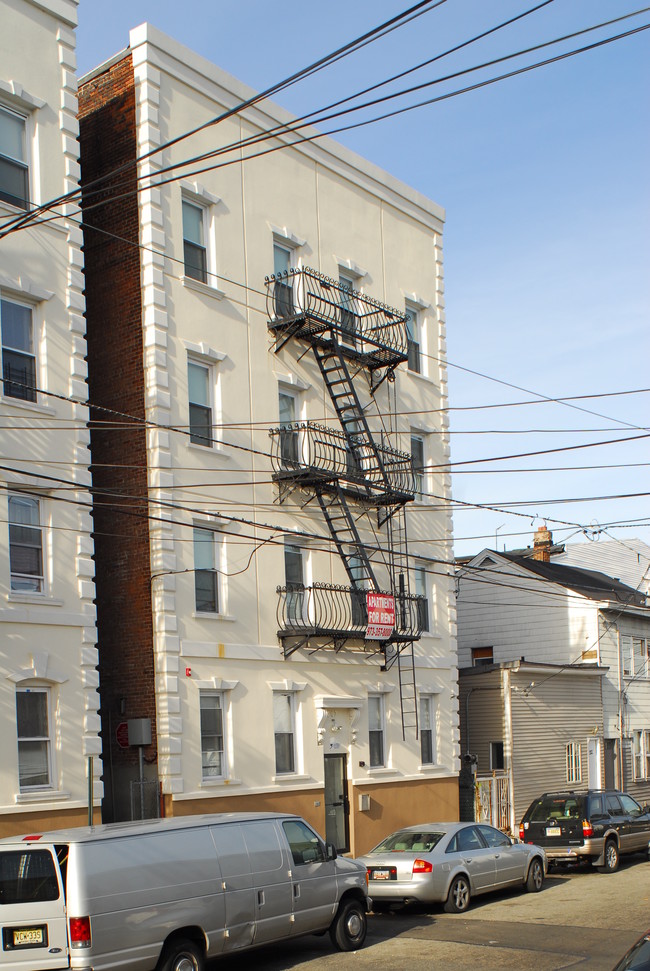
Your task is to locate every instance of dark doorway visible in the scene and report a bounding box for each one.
[324,754,350,852]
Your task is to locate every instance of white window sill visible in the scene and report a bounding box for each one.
[366,767,400,777]
[272,773,312,784]
[15,789,71,805]
[1,396,56,416]
[200,777,241,789]
[7,594,63,606]
[186,441,228,457]
[406,369,437,387]
[192,612,236,623]
[418,763,443,773]
[181,275,225,300]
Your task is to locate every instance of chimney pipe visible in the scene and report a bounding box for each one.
[533,524,552,562]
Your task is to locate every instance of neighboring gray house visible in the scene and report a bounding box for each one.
[457,528,650,830]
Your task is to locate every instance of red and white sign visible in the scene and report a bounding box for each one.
[365,592,395,640]
[115,721,129,749]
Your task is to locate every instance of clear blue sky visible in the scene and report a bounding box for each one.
[76,1,650,561]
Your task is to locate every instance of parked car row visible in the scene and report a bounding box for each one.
[0,788,648,970]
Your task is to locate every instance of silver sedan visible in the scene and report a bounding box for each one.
[357,821,546,913]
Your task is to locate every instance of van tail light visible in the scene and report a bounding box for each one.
[519,824,525,841]
[412,859,433,874]
[582,820,593,839]
[69,916,91,948]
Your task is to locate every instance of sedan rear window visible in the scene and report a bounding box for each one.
[0,850,59,904]
[528,796,585,822]
[371,831,444,854]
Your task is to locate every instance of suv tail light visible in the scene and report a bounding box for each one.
[412,859,433,874]
[69,916,91,948]
[582,820,593,838]
[519,824,525,841]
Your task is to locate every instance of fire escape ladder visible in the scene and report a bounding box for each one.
[397,642,418,739]
[312,345,391,494]
[387,504,419,739]
[315,487,378,592]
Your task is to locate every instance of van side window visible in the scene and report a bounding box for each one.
[282,819,326,866]
[0,850,59,903]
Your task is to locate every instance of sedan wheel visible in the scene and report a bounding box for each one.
[444,874,471,913]
[526,857,544,892]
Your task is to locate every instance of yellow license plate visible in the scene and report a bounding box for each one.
[546,827,561,837]
[13,927,44,946]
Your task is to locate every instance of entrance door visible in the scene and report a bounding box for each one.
[324,754,350,852]
[587,737,602,789]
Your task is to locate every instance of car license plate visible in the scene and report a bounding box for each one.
[372,868,391,880]
[12,925,45,947]
[546,826,561,837]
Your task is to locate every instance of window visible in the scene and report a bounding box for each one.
[338,273,358,346]
[405,303,421,373]
[414,564,429,632]
[368,694,385,767]
[193,527,219,613]
[1,298,36,402]
[490,741,505,770]
[633,730,650,781]
[199,691,226,779]
[182,199,207,283]
[9,494,43,593]
[273,691,296,774]
[188,359,213,446]
[16,687,51,789]
[0,105,28,209]
[410,433,425,498]
[566,741,582,784]
[621,635,649,678]
[348,553,367,626]
[284,541,304,624]
[472,646,493,666]
[282,819,326,865]
[273,243,294,318]
[419,695,436,765]
[278,389,299,466]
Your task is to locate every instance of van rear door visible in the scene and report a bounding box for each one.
[0,843,68,969]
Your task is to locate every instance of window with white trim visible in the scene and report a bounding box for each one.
[368,694,385,767]
[272,242,294,319]
[633,729,650,781]
[405,302,421,373]
[0,104,29,209]
[278,388,299,466]
[621,635,649,679]
[1,297,36,402]
[284,540,304,625]
[182,198,208,284]
[200,690,226,779]
[16,686,52,789]
[9,493,43,593]
[410,432,426,499]
[419,694,437,765]
[273,691,296,774]
[339,272,358,347]
[193,526,220,613]
[187,358,214,447]
[414,563,429,632]
[566,741,582,784]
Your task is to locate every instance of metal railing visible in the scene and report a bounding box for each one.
[276,581,425,642]
[269,421,415,498]
[265,267,409,365]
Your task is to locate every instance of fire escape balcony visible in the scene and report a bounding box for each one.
[276,581,425,656]
[265,267,409,370]
[269,421,415,504]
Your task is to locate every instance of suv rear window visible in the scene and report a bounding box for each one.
[0,850,59,904]
[528,795,586,821]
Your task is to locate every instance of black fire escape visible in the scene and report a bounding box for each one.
[265,267,426,736]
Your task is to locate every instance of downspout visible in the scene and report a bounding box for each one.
[503,668,515,835]
[616,629,625,790]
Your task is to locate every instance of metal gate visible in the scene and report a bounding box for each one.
[475,772,512,833]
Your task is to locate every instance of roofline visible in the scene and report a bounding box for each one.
[459,660,608,678]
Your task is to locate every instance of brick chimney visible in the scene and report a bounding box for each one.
[533,524,553,562]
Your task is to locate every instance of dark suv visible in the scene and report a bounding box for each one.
[519,790,650,872]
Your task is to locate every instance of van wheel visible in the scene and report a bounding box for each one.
[598,839,620,873]
[329,899,367,951]
[158,938,204,971]
[444,874,471,913]
[526,857,544,892]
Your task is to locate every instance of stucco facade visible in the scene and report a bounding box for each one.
[79,24,458,853]
[0,0,100,837]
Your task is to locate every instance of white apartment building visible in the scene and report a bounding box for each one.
[79,23,458,853]
[0,0,100,837]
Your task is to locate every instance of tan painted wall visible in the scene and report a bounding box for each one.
[0,806,101,840]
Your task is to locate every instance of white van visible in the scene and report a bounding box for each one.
[0,812,370,970]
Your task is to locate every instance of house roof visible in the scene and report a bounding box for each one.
[500,553,647,607]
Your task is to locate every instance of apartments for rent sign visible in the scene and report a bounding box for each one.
[365,592,395,640]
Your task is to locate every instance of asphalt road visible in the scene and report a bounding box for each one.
[211,854,650,971]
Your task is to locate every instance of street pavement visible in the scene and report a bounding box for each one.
[211,854,650,970]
